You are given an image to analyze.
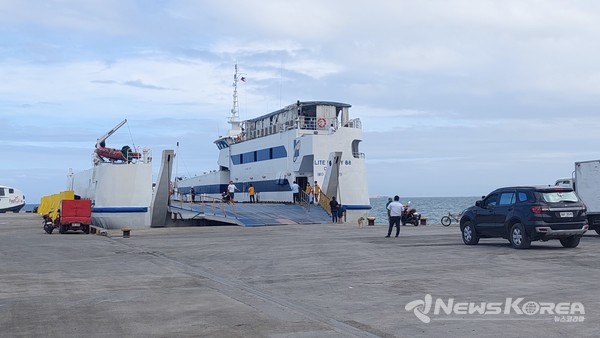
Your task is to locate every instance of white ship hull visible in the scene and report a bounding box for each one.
[0,185,25,213]
[69,162,153,229]
[68,119,154,229]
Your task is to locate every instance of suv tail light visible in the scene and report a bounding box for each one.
[531,205,548,214]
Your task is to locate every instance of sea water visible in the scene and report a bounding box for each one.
[22,204,39,212]
[368,196,479,225]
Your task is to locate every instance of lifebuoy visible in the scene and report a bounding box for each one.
[317,118,326,128]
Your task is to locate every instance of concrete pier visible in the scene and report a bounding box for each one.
[1,213,598,337]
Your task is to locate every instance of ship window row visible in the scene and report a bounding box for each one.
[231,146,287,165]
[0,188,14,196]
[216,140,230,150]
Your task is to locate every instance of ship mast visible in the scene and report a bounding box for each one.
[228,64,242,136]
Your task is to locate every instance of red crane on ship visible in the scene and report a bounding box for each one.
[94,119,141,162]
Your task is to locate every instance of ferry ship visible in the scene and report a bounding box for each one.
[67,120,155,229]
[0,185,25,213]
[176,65,371,221]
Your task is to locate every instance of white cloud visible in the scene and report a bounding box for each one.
[3,0,600,201]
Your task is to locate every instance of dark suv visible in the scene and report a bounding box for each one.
[460,186,588,249]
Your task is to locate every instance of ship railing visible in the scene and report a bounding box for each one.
[320,193,331,215]
[230,117,362,144]
[181,194,237,220]
[345,118,362,129]
[299,117,338,132]
[299,190,311,211]
[210,196,237,219]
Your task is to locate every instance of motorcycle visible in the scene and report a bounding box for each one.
[401,201,421,226]
[43,215,55,234]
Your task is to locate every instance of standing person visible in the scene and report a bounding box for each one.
[227,181,239,202]
[328,124,336,134]
[190,187,195,203]
[248,184,256,203]
[386,195,404,238]
[385,197,392,222]
[329,196,339,223]
[337,204,346,223]
[305,183,313,204]
[313,181,320,203]
[291,181,300,203]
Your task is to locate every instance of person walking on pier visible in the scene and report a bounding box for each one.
[305,183,313,204]
[386,195,403,238]
[313,181,321,203]
[329,196,340,223]
[291,181,300,203]
[228,181,239,202]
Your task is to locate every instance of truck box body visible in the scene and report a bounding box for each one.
[575,160,600,228]
[60,199,92,225]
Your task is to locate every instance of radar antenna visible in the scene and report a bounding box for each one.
[228,64,243,135]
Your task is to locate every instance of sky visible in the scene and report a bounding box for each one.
[2,0,600,203]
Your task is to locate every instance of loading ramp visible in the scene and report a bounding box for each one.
[168,200,332,227]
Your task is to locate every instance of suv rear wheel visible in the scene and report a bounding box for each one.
[559,236,581,248]
[462,221,479,245]
[510,223,531,249]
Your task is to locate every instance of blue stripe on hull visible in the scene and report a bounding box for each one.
[92,207,148,213]
[342,204,372,210]
[181,180,291,195]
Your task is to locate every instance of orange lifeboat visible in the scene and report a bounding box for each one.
[95,145,141,162]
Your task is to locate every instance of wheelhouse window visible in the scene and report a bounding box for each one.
[257,149,270,161]
[230,146,287,165]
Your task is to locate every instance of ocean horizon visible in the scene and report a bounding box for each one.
[23,196,478,225]
[367,196,478,225]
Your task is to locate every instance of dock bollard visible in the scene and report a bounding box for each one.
[122,228,131,238]
[367,217,376,226]
[420,218,427,226]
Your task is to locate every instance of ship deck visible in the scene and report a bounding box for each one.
[168,201,332,226]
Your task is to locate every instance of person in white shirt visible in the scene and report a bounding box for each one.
[227,181,239,202]
[386,195,404,238]
[328,124,336,134]
[291,181,300,203]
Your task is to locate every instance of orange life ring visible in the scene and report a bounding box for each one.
[317,118,326,128]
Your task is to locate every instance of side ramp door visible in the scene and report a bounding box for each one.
[321,151,342,199]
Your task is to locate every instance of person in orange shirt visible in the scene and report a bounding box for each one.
[313,181,320,203]
[248,184,256,203]
[305,183,313,204]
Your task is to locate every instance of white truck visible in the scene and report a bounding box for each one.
[556,160,600,235]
